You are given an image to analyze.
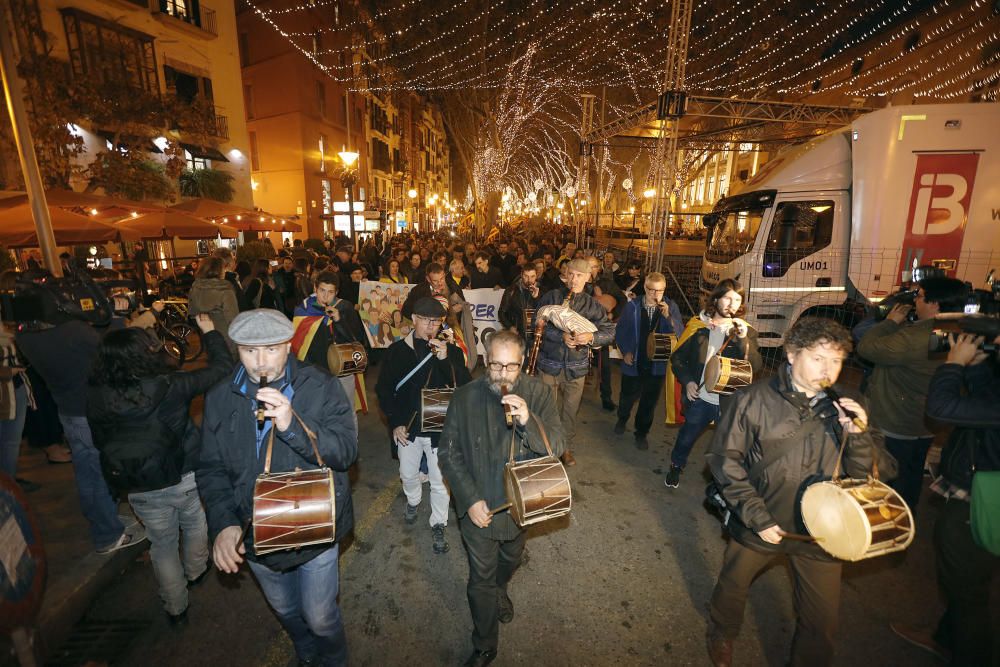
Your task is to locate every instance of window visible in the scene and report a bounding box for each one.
[185,150,210,171]
[319,134,327,172]
[244,84,254,119]
[164,65,214,104]
[316,81,326,118]
[762,201,835,277]
[249,131,260,171]
[321,179,332,215]
[705,207,767,264]
[61,9,158,93]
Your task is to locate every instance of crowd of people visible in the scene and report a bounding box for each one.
[0,226,996,667]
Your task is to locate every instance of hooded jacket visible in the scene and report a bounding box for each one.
[188,278,240,352]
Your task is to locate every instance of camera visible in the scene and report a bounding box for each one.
[875,265,948,322]
[928,316,1000,354]
[1,260,138,327]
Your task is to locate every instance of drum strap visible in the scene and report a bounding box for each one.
[507,411,554,464]
[395,351,435,392]
[263,409,324,474]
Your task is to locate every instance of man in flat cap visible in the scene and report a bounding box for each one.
[375,297,471,555]
[196,308,357,666]
[533,258,615,466]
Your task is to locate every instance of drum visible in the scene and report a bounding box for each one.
[800,478,914,562]
[252,468,336,555]
[704,356,753,395]
[645,333,676,362]
[420,387,454,433]
[504,456,572,527]
[327,342,368,377]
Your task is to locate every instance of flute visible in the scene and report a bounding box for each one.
[819,380,867,431]
[501,386,514,428]
[256,375,269,427]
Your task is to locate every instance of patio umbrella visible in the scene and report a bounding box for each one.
[114,210,238,240]
[0,188,163,217]
[170,198,301,232]
[0,203,121,247]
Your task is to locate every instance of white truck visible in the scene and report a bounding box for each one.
[700,103,1000,346]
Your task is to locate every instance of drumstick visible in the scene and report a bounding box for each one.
[256,375,269,428]
[488,502,512,516]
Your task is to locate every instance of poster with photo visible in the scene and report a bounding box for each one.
[358,281,415,348]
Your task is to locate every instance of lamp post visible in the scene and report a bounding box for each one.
[339,149,359,250]
[407,187,417,232]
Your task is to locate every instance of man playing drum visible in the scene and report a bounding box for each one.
[533,258,615,466]
[705,317,896,667]
[613,272,683,449]
[665,279,762,488]
[291,270,370,424]
[197,308,358,667]
[438,329,564,667]
[374,297,471,555]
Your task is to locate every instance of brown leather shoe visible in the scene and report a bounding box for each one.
[561,450,576,467]
[706,634,733,667]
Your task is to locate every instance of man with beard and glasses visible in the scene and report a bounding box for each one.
[666,279,762,488]
[438,329,564,667]
[498,264,540,343]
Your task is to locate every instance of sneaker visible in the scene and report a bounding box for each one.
[561,450,576,467]
[431,523,449,554]
[634,434,649,450]
[167,608,189,628]
[497,588,514,623]
[613,419,627,435]
[890,623,952,662]
[664,465,682,488]
[404,503,419,525]
[97,525,148,555]
[602,399,616,412]
[118,514,139,529]
[44,444,72,464]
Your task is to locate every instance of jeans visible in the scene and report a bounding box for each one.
[249,545,348,667]
[617,372,664,437]
[540,370,586,445]
[128,472,209,616]
[670,398,720,468]
[58,413,125,550]
[883,435,933,515]
[933,499,998,666]
[398,436,450,527]
[709,539,841,666]
[460,516,526,652]
[0,382,28,476]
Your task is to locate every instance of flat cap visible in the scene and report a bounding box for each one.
[567,258,591,274]
[229,308,295,346]
[412,296,447,318]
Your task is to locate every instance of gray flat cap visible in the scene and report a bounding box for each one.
[229,308,295,346]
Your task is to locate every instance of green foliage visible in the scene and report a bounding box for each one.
[86,153,175,201]
[236,239,276,266]
[179,168,235,202]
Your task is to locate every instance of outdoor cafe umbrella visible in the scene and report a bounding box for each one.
[0,203,120,247]
[170,198,301,232]
[114,210,238,240]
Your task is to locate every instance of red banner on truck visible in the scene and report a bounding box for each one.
[898,152,980,281]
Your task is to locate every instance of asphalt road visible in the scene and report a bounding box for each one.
[54,362,996,667]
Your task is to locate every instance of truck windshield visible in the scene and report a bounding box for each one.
[705,207,768,264]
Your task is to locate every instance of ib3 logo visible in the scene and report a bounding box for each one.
[898,152,980,279]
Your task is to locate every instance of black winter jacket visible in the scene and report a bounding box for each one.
[707,365,896,556]
[196,358,357,571]
[87,330,234,493]
[926,362,1000,492]
[498,283,539,337]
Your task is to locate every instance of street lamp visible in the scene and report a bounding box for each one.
[407,188,417,231]
[339,149,360,249]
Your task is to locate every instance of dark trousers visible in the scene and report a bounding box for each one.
[598,346,612,402]
[671,398,720,468]
[883,435,933,515]
[933,499,998,666]
[459,517,526,652]
[617,372,664,436]
[709,539,841,667]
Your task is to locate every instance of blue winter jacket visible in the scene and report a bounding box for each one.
[615,297,683,377]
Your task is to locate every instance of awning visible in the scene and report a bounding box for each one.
[96,130,162,153]
[179,143,229,162]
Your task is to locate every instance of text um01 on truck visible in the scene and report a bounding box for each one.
[698,103,1000,347]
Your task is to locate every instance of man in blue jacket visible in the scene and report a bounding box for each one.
[197,309,357,667]
[613,272,683,449]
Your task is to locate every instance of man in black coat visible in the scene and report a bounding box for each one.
[401,262,455,320]
[470,251,506,289]
[197,309,357,667]
[498,264,540,341]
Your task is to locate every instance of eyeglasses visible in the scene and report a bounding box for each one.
[487,361,522,372]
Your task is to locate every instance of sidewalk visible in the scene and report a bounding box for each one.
[2,445,144,665]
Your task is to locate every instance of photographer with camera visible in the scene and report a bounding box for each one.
[857,276,969,515]
[890,331,1000,665]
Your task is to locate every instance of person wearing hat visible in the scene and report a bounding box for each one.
[533,258,616,466]
[375,297,471,555]
[196,308,357,666]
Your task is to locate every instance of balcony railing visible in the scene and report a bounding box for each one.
[158,0,217,36]
[213,114,229,140]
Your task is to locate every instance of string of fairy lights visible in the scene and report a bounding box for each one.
[245,0,997,208]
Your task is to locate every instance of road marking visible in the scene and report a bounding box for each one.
[258,479,402,667]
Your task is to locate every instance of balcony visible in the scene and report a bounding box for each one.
[155,0,217,37]
[213,114,229,140]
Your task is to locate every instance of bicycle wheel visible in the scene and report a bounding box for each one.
[169,322,203,361]
[160,331,186,366]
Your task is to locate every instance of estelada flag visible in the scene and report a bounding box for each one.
[291,314,368,414]
[664,316,708,425]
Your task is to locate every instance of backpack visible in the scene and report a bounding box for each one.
[93,380,184,494]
